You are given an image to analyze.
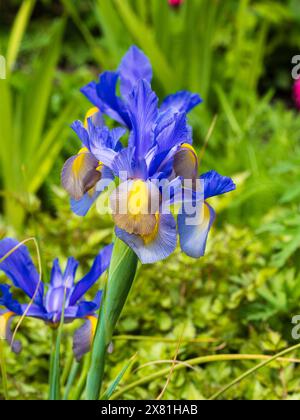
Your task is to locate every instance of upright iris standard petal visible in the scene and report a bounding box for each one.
[154,111,190,153]
[80,81,103,110]
[127,79,158,160]
[178,202,215,258]
[96,71,131,127]
[118,45,153,98]
[115,213,177,264]
[0,239,43,304]
[69,244,113,305]
[201,170,236,199]
[160,91,202,114]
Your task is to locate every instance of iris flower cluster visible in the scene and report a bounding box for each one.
[0,46,235,362]
[62,46,236,264]
[0,239,112,360]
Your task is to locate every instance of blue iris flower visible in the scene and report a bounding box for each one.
[0,238,112,360]
[81,45,202,128]
[62,46,236,264]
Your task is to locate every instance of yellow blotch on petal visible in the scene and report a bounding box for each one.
[86,315,98,344]
[84,107,99,128]
[128,180,150,216]
[72,148,89,177]
[0,311,14,340]
[142,213,160,245]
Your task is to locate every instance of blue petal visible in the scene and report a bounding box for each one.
[0,239,44,305]
[75,301,99,318]
[20,303,49,320]
[71,191,100,217]
[118,46,152,98]
[127,79,158,160]
[69,244,113,305]
[154,110,190,152]
[160,91,203,114]
[86,120,125,166]
[81,81,103,109]
[111,147,148,180]
[115,214,177,264]
[0,284,22,315]
[45,286,68,314]
[96,71,131,127]
[49,259,63,287]
[63,257,79,289]
[178,202,215,258]
[73,316,97,361]
[71,120,90,148]
[0,312,22,354]
[200,170,236,199]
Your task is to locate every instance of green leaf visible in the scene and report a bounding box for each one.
[6,0,36,73]
[23,20,65,161]
[100,354,137,400]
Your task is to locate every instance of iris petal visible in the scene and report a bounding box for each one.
[0,312,22,354]
[200,170,236,199]
[69,245,112,306]
[61,151,101,200]
[154,110,190,153]
[118,45,153,98]
[173,143,198,182]
[73,316,97,361]
[96,71,131,127]
[115,214,177,264]
[127,79,158,160]
[0,239,44,304]
[178,202,215,258]
[160,90,203,114]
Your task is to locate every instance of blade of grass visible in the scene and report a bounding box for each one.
[111,352,300,400]
[61,0,110,65]
[6,0,36,74]
[63,361,80,401]
[0,339,9,400]
[100,353,137,400]
[209,343,300,400]
[23,19,65,160]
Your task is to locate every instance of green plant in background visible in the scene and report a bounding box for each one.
[0,0,75,231]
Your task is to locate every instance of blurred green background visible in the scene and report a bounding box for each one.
[1,0,300,400]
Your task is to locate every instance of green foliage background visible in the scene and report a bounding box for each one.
[1,0,300,400]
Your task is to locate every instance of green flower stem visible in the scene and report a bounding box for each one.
[48,329,60,400]
[63,361,80,400]
[86,239,138,400]
[111,352,300,400]
[0,339,9,400]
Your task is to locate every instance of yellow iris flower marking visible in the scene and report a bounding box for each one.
[142,213,160,245]
[128,180,150,216]
[72,147,89,177]
[86,315,98,344]
[181,143,198,166]
[84,107,99,128]
[0,311,14,340]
